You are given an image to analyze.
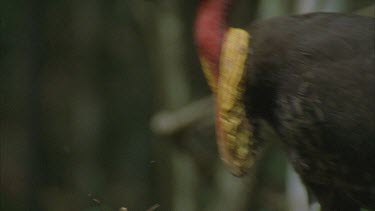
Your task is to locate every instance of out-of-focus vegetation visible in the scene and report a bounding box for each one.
[1,0,373,211]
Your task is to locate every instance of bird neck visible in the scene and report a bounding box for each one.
[195,0,233,82]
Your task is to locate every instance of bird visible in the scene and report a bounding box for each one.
[194,0,375,210]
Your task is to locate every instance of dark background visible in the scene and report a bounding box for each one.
[1,0,373,210]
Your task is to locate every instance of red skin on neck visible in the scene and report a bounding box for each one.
[195,0,231,159]
[195,0,230,80]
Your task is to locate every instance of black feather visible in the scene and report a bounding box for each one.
[244,13,375,210]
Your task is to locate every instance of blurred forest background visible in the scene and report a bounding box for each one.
[1,0,373,211]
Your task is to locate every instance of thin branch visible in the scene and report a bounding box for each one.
[150,96,214,136]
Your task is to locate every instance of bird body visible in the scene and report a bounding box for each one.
[245,13,375,210]
[195,0,375,210]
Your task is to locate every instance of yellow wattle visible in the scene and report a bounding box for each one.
[199,57,218,92]
[216,28,253,176]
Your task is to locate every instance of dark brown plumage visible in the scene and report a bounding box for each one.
[195,1,375,209]
[244,13,375,210]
